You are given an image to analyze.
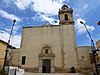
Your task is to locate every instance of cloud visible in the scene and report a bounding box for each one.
[0,30,21,48]
[14,0,32,10]
[75,14,79,17]
[14,0,66,24]
[32,14,59,25]
[0,22,5,27]
[0,22,21,48]
[10,34,21,48]
[31,0,62,15]
[40,15,56,23]
[75,18,95,34]
[4,25,21,35]
[83,4,88,10]
[0,9,21,22]
[14,0,64,13]
[42,15,59,25]
[2,0,14,7]
[73,0,100,18]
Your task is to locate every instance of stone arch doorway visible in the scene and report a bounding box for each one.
[39,45,55,73]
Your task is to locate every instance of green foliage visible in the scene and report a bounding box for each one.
[0,69,7,75]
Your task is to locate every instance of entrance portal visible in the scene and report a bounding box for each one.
[42,59,51,73]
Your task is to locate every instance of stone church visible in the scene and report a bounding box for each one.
[10,5,92,73]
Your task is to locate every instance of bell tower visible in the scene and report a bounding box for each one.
[58,5,78,72]
[59,5,74,25]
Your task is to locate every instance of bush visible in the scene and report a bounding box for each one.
[0,69,7,75]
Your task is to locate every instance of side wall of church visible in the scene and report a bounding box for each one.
[77,46,91,68]
[96,40,100,64]
[96,40,100,48]
[11,49,20,66]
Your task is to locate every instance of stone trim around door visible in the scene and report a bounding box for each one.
[39,45,55,73]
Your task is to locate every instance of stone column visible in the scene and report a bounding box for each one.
[51,58,54,73]
[39,59,42,73]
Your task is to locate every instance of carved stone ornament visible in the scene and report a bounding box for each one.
[39,45,55,58]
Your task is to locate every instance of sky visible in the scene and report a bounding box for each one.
[0,0,100,48]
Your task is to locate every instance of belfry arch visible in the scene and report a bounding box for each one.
[65,14,68,21]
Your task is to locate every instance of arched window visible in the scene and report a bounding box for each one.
[65,14,68,21]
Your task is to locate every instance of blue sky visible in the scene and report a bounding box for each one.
[0,0,100,48]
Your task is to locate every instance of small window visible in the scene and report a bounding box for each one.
[21,56,26,65]
[65,14,68,21]
[45,49,48,54]
[81,56,85,58]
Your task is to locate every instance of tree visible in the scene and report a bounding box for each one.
[0,69,7,75]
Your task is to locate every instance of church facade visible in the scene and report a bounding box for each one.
[10,5,92,73]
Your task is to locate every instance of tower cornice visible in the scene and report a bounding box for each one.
[59,21,74,25]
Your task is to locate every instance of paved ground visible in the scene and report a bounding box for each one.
[24,73,84,75]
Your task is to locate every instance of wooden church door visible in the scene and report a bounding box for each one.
[42,59,51,73]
